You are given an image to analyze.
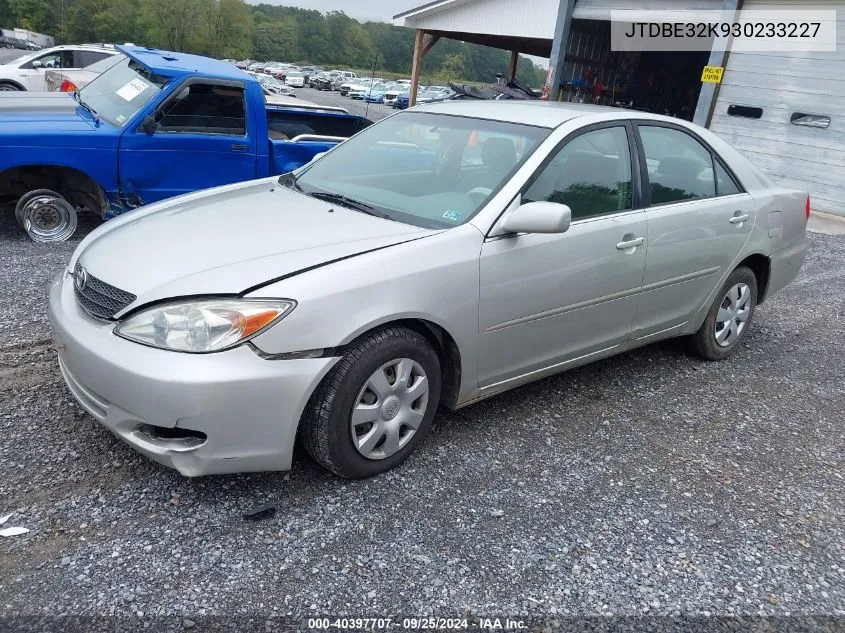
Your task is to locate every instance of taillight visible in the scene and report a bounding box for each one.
[806,195,811,220]
[60,79,78,92]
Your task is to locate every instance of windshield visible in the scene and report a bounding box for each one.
[293,111,549,229]
[288,72,302,77]
[78,57,168,127]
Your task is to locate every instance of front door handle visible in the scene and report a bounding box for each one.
[616,236,645,251]
[730,213,750,224]
[231,143,249,152]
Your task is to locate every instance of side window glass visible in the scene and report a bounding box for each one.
[714,160,741,196]
[639,126,716,204]
[157,84,246,136]
[523,126,633,221]
[75,50,111,68]
[25,52,64,69]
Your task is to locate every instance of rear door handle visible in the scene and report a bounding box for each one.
[616,236,645,250]
[730,213,750,224]
[231,143,249,152]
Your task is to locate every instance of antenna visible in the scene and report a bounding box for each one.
[362,51,378,128]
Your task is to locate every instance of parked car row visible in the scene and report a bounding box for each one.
[1,35,41,50]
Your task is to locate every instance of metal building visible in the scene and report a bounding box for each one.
[395,0,845,216]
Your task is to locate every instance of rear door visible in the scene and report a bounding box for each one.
[118,79,258,203]
[632,122,757,338]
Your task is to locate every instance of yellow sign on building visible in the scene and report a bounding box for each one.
[701,66,725,83]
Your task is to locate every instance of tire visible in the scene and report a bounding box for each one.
[689,266,757,360]
[0,81,22,91]
[301,326,442,479]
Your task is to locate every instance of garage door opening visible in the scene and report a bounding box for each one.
[558,19,710,121]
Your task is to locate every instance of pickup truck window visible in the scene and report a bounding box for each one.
[77,57,167,127]
[156,83,247,136]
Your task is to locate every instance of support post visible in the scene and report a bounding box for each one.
[544,0,575,101]
[508,50,519,81]
[693,0,742,127]
[409,29,425,107]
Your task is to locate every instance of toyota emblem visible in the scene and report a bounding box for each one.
[74,266,88,292]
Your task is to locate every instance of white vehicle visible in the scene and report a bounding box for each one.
[45,54,124,92]
[384,84,414,106]
[0,44,120,91]
[285,71,305,88]
[349,78,382,100]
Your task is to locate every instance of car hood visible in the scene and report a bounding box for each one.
[77,180,439,310]
[0,92,103,136]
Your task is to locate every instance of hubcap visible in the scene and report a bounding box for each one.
[350,358,429,460]
[715,283,751,347]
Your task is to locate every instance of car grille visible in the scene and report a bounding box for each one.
[73,263,136,320]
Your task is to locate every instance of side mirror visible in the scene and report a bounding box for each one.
[140,115,157,134]
[31,60,42,69]
[502,201,572,234]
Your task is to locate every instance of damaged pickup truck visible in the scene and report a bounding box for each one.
[0,45,370,241]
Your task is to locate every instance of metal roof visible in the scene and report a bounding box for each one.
[116,45,250,81]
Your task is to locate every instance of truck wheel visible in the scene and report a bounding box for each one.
[15,189,78,242]
[300,326,441,479]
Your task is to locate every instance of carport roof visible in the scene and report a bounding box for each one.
[393,0,558,57]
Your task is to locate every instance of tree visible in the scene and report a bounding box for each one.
[205,0,252,58]
[8,0,57,34]
[251,18,296,62]
[141,0,207,51]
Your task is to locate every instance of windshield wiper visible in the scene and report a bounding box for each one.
[77,97,100,124]
[306,191,392,220]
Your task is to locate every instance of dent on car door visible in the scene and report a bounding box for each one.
[633,124,757,338]
[477,124,648,388]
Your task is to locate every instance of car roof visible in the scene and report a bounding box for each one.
[117,45,249,81]
[416,100,676,129]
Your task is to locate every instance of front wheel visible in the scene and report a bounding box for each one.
[0,82,22,91]
[300,326,441,478]
[689,266,757,360]
[14,189,78,242]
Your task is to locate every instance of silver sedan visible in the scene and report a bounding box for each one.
[49,101,809,478]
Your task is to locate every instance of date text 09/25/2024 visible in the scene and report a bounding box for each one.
[306,618,527,630]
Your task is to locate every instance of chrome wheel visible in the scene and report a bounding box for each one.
[715,282,751,347]
[350,358,429,460]
[16,192,78,242]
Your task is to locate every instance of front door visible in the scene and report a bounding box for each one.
[477,124,648,387]
[118,80,257,204]
[633,123,757,337]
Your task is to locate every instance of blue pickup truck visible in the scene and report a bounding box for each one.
[0,45,370,241]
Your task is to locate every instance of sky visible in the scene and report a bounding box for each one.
[249,0,421,22]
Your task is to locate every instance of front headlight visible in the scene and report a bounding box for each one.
[114,299,296,353]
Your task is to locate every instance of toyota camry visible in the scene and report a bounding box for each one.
[49,100,809,479]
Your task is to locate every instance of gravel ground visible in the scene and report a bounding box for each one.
[1,205,844,626]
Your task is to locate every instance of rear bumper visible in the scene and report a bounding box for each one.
[48,272,338,476]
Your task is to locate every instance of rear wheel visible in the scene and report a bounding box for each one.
[301,326,441,478]
[689,266,757,360]
[0,82,22,91]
